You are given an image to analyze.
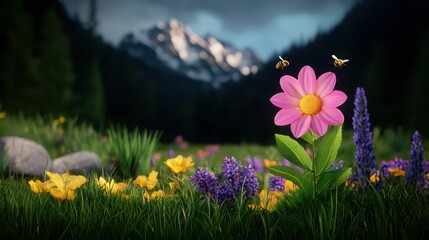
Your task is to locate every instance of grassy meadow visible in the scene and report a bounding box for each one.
[0,114,429,239]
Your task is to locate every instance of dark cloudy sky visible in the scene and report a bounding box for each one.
[61,0,358,61]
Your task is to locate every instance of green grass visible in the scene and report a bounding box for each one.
[1,176,429,239]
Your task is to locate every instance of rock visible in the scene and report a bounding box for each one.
[0,136,52,176]
[51,151,102,175]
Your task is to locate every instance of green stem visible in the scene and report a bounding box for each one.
[310,131,317,200]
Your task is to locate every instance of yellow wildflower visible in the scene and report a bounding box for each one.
[133,170,159,190]
[42,171,87,201]
[58,116,66,124]
[263,159,277,168]
[426,173,429,181]
[164,155,194,174]
[284,180,298,193]
[144,190,165,200]
[345,179,356,188]
[168,181,179,195]
[388,168,406,177]
[28,180,45,194]
[370,173,380,183]
[96,176,128,195]
[249,189,284,212]
[0,111,6,119]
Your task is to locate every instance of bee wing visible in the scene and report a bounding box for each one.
[279,56,284,61]
[332,55,338,60]
[343,59,349,63]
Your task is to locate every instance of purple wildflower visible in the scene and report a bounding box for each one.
[190,167,218,197]
[222,157,259,200]
[270,176,285,191]
[190,157,259,204]
[352,87,377,187]
[406,131,426,187]
[240,165,259,199]
[424,162,429,175]
[222,157,242,184]
[215,182,234,203]
[244,156,265,174]
[330,160,344,170]
[279,159,305,173]
[167,149,175,158]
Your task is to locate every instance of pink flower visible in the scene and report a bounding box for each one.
[270,65,347,138]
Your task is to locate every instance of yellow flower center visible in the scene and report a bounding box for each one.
[299,94,322,115]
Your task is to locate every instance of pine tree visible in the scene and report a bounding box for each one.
[364,45,390,127]
[408,28,429,135]
[37,7,75,114]
[0,0,39,112]
[81,60,105,125]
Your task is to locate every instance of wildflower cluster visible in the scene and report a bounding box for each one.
[29,171,87,201]
[96,176,128,198]
[380,158,408,177]
[190,157,259,204]
[132,170,165,199]
[196,144,220,159]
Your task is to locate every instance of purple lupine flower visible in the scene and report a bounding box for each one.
[352,87,378,187]
[423,161,429,175]
[222,157,259,199]
[190,167,218,197]
[215,182,234,203]
[239,165,259,199]
[270,176,285,191]
[222,157,242,185]
[244,156,265,174]
[406,131,426,187]
[218,157,259,202]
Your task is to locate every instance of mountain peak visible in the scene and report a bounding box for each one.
[119,19,262,88]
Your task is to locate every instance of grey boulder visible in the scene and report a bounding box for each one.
[0,136,52,176]
[51,151,102,175]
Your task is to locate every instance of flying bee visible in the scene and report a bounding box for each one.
[275,56,290,70]
[332,54,349,68]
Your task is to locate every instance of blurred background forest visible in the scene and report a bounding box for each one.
[1,0,429,144]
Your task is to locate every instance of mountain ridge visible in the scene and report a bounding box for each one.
[119,18,262,88]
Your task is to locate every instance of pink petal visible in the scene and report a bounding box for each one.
[298,66,317,94]
[322,90,347,108]
[310,114,328,136]
[274,108,302,126]
[315,72,336,98]
[290,115,311,138]
[319,108,344,125]
[270,93,299,109]
[280,75,305,99]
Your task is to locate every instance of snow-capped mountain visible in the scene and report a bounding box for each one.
[119,18,262,88]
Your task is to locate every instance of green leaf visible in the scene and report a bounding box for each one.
[300,131,319,144]
[267,165,313,195]
[275,134,313,171]
[317,168,351,193]
[314,125,342,176]
[329,167,351,188]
